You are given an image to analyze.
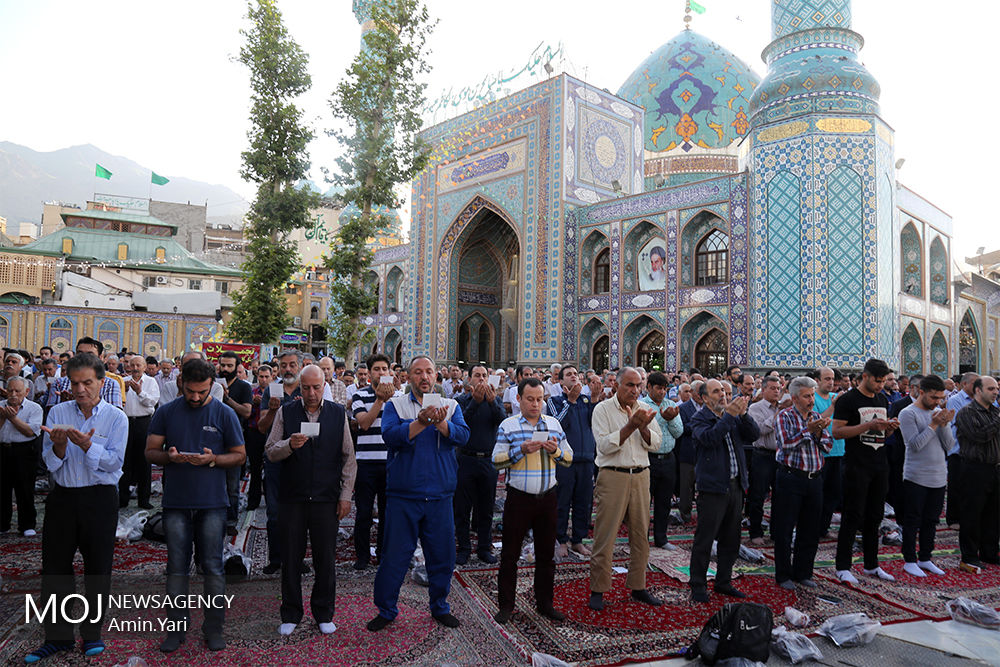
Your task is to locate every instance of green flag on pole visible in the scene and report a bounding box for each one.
[151,172,169,186]
[95,164,112,180]
[690,0,706,13]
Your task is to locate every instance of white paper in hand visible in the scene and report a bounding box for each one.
[379,375,394,384]
[531,431,549,442]
[300,422,320,437]
[422,393,442,408]
[269,382,284,400]
[488,374,501,388]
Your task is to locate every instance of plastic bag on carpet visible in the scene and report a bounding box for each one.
[771,625,823,664]
[116,510,149,542]
[739,544,763,563]
[945,597,1000,630]
[714,659,765,666]
[531,652,571,667]
[411,565,429,586]
[223,543,250,577]
[783,606,809,628]
[112,658,149,667]
[817,612,881,647]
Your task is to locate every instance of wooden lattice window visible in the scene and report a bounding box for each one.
[695,229,728,286]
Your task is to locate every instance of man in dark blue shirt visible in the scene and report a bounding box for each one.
[546,364,601,558]
[454,365,505,565]
[146,359,245,653]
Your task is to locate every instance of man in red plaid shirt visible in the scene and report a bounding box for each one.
[772,376,832,589]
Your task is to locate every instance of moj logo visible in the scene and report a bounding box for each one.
[26,594,105,625]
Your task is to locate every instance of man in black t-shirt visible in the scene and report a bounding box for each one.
[219,351,253,535]
[832,358,899,584]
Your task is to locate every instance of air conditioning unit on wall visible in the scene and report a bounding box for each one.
[155,276,168,285]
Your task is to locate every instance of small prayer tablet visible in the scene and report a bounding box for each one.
[531,431,549,442]
[488,374,501,388]
[300,422,320,437]
[380,375,394,384]
[269,382,284,399]
[422,393,442,408]
[603,387,612,396]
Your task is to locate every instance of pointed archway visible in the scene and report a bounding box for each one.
[959,310,980,374]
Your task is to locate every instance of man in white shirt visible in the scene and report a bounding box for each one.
[503,366,534,416]
[0,377,43,536]
[543,364,564,399]
[158,351,225,405]
[120,356,159,509]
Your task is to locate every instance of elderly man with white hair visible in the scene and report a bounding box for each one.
[543,363,563,399]
[772,376,832,590]
[0,375,43,536]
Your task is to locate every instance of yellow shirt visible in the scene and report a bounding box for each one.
[592,395,662,468]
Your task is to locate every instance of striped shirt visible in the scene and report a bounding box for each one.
[492,414,573,494]
[775,406,832,473]
[42,399,128,487]
[51,375,123,410]
[353,385,386,461]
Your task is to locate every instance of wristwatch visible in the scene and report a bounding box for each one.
[209,457,217,468]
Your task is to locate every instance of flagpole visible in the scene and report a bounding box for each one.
[148,171,153,201]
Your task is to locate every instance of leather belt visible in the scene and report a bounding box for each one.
[602,465,648,474]
[779,464,821,480]
[459,449,489,458]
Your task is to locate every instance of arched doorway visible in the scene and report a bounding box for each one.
[592,335,609,373]
[959,310,980,374]
[478,322,491,363]
[901,324,923,375]
[637,330,665,371]
[695,328,728,378]
[384,329,402,366]
[443,199,520,363]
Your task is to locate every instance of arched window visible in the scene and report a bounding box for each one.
[310,305,320,320]
[637,330,665,371]
[458,320,471,363]
[593,248,611,294]
[695,229,728,286]
[478,322,491,362]
[929,237,948,306]
[592,335,609,373]
[386,266,403,313]
[97,320,120,353]
[0,315,8,348]
[48,317,74,354]
[143,323,163,334]
[900,223,922,297]
[695,328,728,377]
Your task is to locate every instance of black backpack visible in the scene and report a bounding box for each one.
[688,602,773,664]
[142,511,167,543]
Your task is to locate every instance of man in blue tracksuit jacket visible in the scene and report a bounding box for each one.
[368,356,470,632]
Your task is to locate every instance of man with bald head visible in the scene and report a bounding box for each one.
[318,356,348,407]
[588,367,663,610]
[0,376,43,536]
[688,378,760,602]
[266,364,356,636]
[946,371,979,526]
[955,376,1000,572]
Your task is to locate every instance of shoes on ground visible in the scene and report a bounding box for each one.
[432,613,461,628]
[778,579,796,590]
[690,588,710,603]
[455,551,470,566]
[353,560,369,571]
[588,591,604,611]
[494,608,512,624]
[795,578,818,588]
[570,542,592,557]
[477,551,498,564]
[205,633,226,651]
[262,561,281,575]
[278,623,296,636]
[226,525,238,537]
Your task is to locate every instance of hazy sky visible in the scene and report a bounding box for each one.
[0,0,994,264]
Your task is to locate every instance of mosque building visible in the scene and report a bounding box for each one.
[362,0,992,376]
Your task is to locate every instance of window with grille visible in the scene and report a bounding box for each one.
[188,279,202,290]
[218,281,229,294]
[593,248,611,294]
[695,229,728,286]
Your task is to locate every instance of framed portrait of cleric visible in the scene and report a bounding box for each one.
[637,238,667,291]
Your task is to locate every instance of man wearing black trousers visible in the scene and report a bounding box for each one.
[833,358,899,584]
[454,365,505,565]
[955,376,1000,572]
[26,354,127,662]
[266,365,356,635]
[120,355,159,509]
[688,379,760,603]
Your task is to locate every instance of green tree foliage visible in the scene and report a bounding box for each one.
[227,0,319,343]
[327,0,435,364]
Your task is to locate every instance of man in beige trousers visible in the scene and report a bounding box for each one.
[588,367,663,610]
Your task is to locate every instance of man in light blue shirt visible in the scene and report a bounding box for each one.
[640,372,684,550]
[945,372,978,526]
[26,353,127,663]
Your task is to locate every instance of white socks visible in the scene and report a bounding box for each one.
[902,562,926,577]
[835,569,858,584]
[278,623,296,636]
[318,622,336,634]
[863,566,895,581]
[918,560,945,575]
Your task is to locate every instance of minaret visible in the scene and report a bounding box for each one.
[747,0,896,369]
[353,0,377,43]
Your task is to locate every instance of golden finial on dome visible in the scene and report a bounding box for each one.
[684,0,692,30]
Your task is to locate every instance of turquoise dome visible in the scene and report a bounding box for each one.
[618,31,761,154]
